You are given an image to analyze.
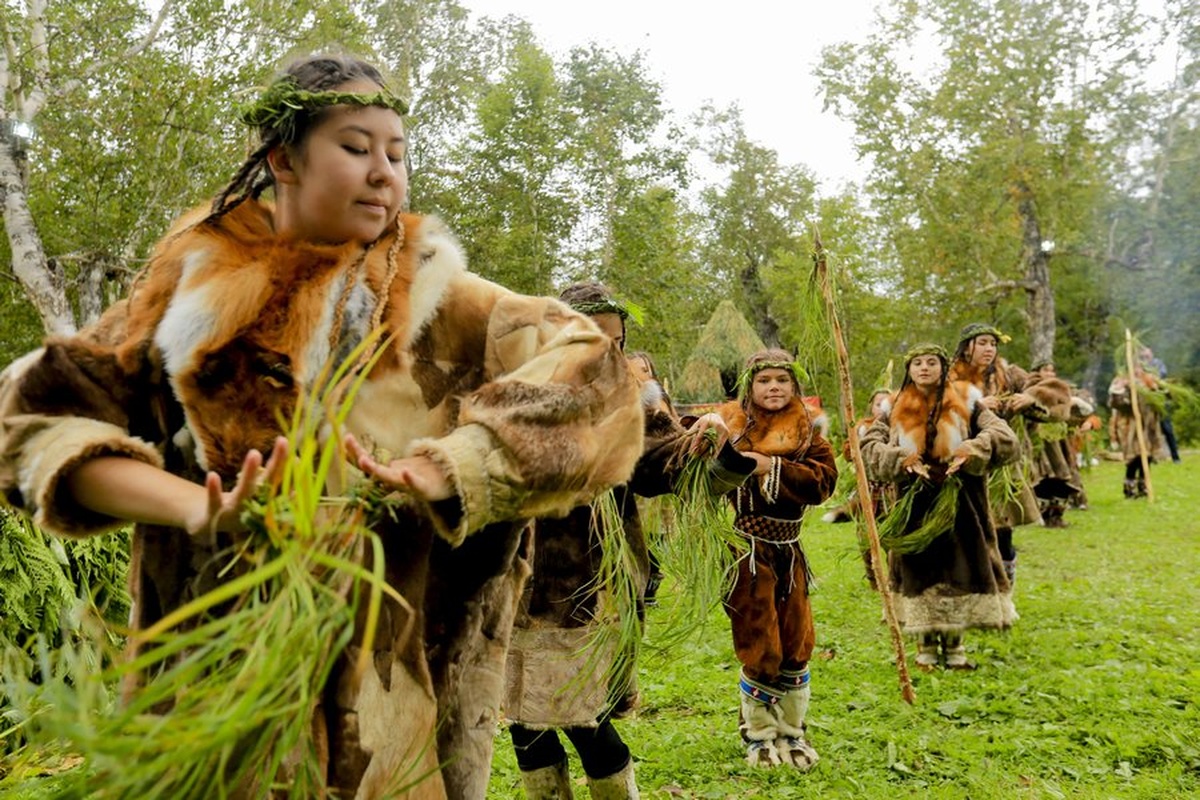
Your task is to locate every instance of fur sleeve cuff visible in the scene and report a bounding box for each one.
[23,418,164,539]
[407,423,525,546]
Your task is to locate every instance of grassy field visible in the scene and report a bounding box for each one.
[487,455,1200,799]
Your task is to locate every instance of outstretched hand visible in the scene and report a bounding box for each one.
[945,454,968,476]
[343,433,454,501]
[902,453,931,480]
[187,436,288,537]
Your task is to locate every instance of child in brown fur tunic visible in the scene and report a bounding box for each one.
[713,349,838,770]
[861,344,1019,671]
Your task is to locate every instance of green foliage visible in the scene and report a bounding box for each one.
[489,458,1200,798]
[0,508,130,756]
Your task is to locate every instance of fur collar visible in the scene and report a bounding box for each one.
[717,396,814,457]
[117,200,466,476]
[886,380,979,461]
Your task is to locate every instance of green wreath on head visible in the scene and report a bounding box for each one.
[735,360,809,402]
[568,297,645,325]
[238,78,410,143]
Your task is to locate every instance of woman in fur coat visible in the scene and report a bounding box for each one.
[505,283,754,800]
[0,56,643,800]
[712,349,838,770]
[861,344,1019,671]
[1107,366,1169,498]
[948,323,1045,583]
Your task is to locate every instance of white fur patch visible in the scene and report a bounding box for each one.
[298,271,377,387]
[402,219,465,348]
[964,384,983,412]
[154,250,218,377]
[640,379,665,409]
[0,347,45,383]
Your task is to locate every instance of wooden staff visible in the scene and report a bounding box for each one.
[1124,329,1155,503]
[812,230,915,704]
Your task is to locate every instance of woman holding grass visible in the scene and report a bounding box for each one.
[948,323,1045,585]
[861,344,1019,671]
[0,54,643,798]
[712,349,838,770]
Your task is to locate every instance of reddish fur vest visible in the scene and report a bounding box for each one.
[718,397,814,458]
[886,381,979,462]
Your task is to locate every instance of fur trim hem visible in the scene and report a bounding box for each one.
[896,585,1018,633]
[28,420,164,539]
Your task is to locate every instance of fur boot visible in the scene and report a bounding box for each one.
[1042,501,1068,528]
[942,633,976,671]
[585,760,639,800]
[774,668,818,770]
[520,758,574,799]
[915,632,940,672]
[738,673,781,767]
[1123,479,1137,499]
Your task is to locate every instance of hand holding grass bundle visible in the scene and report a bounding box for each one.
[191,436,289,537]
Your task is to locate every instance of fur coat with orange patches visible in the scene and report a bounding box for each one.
[864,381,1015,483]
[0,199,644,800]
[860,382,1020,634]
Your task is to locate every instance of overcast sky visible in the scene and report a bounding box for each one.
[459,0,879,191]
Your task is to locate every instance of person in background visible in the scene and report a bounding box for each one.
[949,323,1044,584]
[712,349,838,770]
[861,344,1018,671]
[504,282,754,799]
[1140,346,1181,463]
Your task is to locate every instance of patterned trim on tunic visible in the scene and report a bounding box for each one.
[733,514,802,544]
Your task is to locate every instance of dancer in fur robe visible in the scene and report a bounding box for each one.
[712,349,838,770]
[1107,366,1169,498]
[1024,362,1088,526]
[504,283,754,800]
[948,323,1046,583]
[861,344,1019,671]
[0,56,643,800]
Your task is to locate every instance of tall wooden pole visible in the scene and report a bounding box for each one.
[1124,330,1155,503]
[812,231,916,704]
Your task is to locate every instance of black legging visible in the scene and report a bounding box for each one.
[1126,457,1153,480]
[510,719,630,779]
[996,526,1016,562]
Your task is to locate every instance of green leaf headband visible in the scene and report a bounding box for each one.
[568,297,645,325]
[238,78,410,143]
[903,343,949,365]
[958,323,1011,346]
[736,360,809,402]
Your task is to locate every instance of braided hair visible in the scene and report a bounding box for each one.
[208,55,391,222]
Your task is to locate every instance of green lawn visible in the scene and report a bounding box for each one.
[488,455,1200,799]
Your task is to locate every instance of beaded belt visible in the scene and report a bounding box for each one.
[733,515,803,544]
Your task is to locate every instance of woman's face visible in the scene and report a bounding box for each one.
[908,355,943,389]
[968,335,998,368]
[591,312,625,351]
[273,79,408,244]
[751,367,795,411]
